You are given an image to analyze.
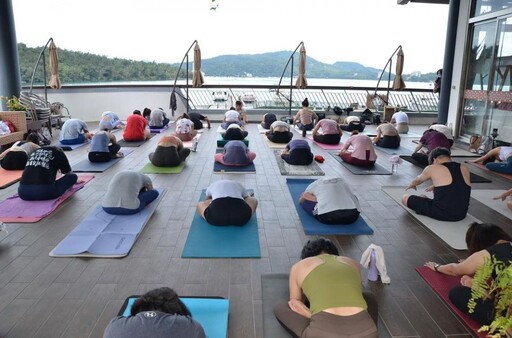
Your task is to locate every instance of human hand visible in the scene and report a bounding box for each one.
[425,185,434,193]
[494,191,509,201]
[288,299,311,318]
[460,275,473,288]
[424,261,439,272]
[405,184,417,191]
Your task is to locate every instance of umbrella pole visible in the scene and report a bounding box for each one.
[29,37,53,96]
[289,56,294,116]
[170,40,198,116]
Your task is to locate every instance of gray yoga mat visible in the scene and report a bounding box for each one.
[329,152,392,175]
[273,151,324,176]
[382,186,480,250]
[72,149,133,172]
[261,273,292,338]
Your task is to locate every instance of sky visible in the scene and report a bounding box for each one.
[12,0,449,74]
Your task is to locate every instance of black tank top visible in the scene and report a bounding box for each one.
[432,162,471,220]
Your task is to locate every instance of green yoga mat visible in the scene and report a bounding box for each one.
[216,134,249,147]
[182,190,260,258]
[119,296,229,338]
[140,162,186,174]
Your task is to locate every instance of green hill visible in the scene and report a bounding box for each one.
[17,44,436,85]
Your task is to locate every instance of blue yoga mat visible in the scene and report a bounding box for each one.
[49,189,164,257]
[286,178,374,235]
[72,148,133,172]
[182,191,260,258]
[119,296,229,338]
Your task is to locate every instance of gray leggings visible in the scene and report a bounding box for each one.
[274,296,378,338]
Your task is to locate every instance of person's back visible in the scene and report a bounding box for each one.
[89,131,110,153]
[102,171,151,210]
[149,135,190,167]
[123,114,147,141]
[422,130,450,152]
[392,111,409,133]
[282,139,313,165]
[149,109,168,128]
[262,113,277,129]
[222,140,252,166]
[176,118,193,134]
[347,134,377,161]
[430,162,471,221]
[60,119,88,143]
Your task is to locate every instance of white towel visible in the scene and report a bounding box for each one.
[360,244,391,284]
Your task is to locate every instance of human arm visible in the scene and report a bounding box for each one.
[108,133,117,144]
[311,121,321,135]
[373,127,382,143]
[424,249,490,277]
[204,116,211,128]
[288,262,312,318]
[299,192,317,204]
[494,188,512,201]
[405,167,432,191]
[141,174,154,191]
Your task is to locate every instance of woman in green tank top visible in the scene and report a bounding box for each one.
[274,238,378,338]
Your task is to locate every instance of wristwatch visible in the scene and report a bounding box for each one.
[434,263,441,272]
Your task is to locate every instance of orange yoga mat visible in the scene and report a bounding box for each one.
[0,168,23,189]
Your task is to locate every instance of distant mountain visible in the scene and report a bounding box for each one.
[17,44,436,85]
[184,51,436,82]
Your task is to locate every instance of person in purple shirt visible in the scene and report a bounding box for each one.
[281,139,314,165]
[215,140,256,166]
[412,129,450,166]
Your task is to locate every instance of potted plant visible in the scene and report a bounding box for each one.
[1,95,26,112]
[469,256,512,337]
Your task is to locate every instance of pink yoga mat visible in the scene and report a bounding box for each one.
[306,136,344,150]
[416,266,486,338]
[0,168,23,189]
[0,175,94,223]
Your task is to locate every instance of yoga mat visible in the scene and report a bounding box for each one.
[56,142,87,151]
[182,133,202,149]
[261,274,294,338]
[50,189,164,257]
[329,152,392,175]
[0,175,94,223]
[375,145,413,156]
[0,168,22,189]
[273,151,324,176]
[257,124,270,134]
[140,162,186,174]
[467,161,512,181]
[265,136,288,149]
[306,136,343,150]
[286,178,374,235]
[382,186,481,250]
[118,134,155,147]
[411,141,478,157]
[471,189,512,219]
[118,296,229,338]
[416,266,486,338]
[400,156,492,183]
[216,126,227,133]
[216,134,249,147]
[213,150,256,173]
[72,148,134,172]
[398,131,423,138]
[149,125,170,133]
[293,126,313,135]
[181,190,260,258]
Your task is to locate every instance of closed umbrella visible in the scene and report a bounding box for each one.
[295,44,307,89]
[192,43,204,88]
[48,40,61,89]
[392,47,406,90]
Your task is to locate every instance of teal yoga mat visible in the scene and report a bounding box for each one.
[119,296,229,338]
[182,191,260,258]
[286,178,374,235]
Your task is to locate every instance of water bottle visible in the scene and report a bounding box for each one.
[0,222,8,235]
[192,137,198,152]
[368,249,378,281]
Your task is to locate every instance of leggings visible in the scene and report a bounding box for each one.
[375,135,400,149]
[60,134,86,145]
[18,174,78,201]
[88,144,121,163]
[313,133,341,145]
[102,189,160,215]
[448,285,494,325]
[340,151,375,167]
[340,122,365,132]
[274,299,377,338]
[267,131,293,144]
[486,156,512,174]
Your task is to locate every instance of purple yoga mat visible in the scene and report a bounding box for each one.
[0,175,94,223]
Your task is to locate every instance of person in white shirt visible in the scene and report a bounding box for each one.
[221,108,242,129]
[299,177,361,224]
[174,115,197,142]
[197,180,258,226]
[429,123,454,147]
[391,110,409,134]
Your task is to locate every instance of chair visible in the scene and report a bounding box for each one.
[19,91,71,136]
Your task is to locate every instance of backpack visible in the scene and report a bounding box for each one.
[27,129,51,146]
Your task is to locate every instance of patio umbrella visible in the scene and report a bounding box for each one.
[192,42,204,88]
[295,44,307,89]
[392,47,406,90]
[48,40,61,89]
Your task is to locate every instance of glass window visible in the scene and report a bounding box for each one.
[473,0,512,17]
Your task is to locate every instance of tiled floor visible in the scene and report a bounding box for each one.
[0,122,510,338]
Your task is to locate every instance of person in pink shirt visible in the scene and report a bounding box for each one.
[339,131,377,166]
[312,119,342,145]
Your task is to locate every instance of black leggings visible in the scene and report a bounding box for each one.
[267,131,293,144]
[313,133,341,145]
[282,149,313,165]
[88,144,121,163]
[375,135,400,149]
[448,285,494,325]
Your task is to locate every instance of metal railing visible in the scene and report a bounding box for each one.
[178,84,439,114]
